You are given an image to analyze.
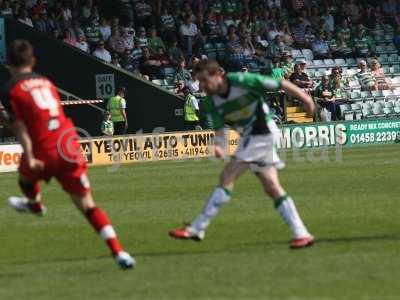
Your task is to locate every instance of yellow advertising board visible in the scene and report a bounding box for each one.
[79,130,241,166]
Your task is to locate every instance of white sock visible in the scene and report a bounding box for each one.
[190,187,231,232]
[275,195,310,239]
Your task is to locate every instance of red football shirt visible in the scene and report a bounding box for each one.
[1,73,78,154]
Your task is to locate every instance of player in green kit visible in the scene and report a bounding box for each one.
[169,60,316,248]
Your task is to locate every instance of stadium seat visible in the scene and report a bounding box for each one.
[215,43,226,60]
[351,103,363,120]
[348,80,361,90]
[349,90,362,101]
[391,77,400,87]
[345,58,357,67]
[372,106,385,118]
[302,49,314,61]
[313,60,324,68]
[152,79,163,86]
[291,49,305,59]
[163,67,175,79]
[388,54,399,64]
[362,108,373,118]
[386,44,397,54]
[338,104,352,120]
[360,91,373,101]
[334,58,346,66]
[204,43,217,59]
[324,59,335,66]
[382,90,394,99]
[378,54,389,65]
[375,45,386,54]
[371,90,384,100]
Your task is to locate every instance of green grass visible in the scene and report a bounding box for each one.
[0,144,400,300]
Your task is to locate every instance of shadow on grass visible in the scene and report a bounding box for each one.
[2,233,399,273]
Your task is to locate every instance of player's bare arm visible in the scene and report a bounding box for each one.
[280,79,315,116]
[10,120,44,171]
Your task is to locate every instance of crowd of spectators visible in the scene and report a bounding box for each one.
[3,0,400,121]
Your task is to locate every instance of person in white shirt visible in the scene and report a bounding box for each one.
[179,14,203,56]
[99,18,111,41]
[75,34,89,53]
[92,41,111,63]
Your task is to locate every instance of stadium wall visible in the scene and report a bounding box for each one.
[4,19,184,136]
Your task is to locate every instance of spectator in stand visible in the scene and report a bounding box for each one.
[281,51,295,79]
[62,29,76,47]
[155,47,171,67]
[335,32,353,58]
[267,22,280,41]
[135,26,149,48]
[111,54,121,68]
[291,17,307,48]
[134,0,153,28]
[304,25,315,48]
[0,1,12,16]
[148,28,165,55]
[270,57,285,79]
[314,75,333,102]
[352,26,374,58]
[279,22,294,47]
[168,38,185,67]
[173,59,192,83]
[215,13,228,37]
[330,76,347,120]
[121,24,135,51]
[160,7,176,39]
[329,66,349,89]
[93,40,111,63]
[186,71,200,94]
[370,59,392,90]
[108,27,126,54]
[139,47,163,79]
[69,20,84,41]
[226,28,245,71]
[130,42,143,70]
[357,60,378,91]
[84,17,101,48]
[337,19,352,44]
[80,0,93,23]
[290,61,314,89]
[240,36,255,62]
[121,49,135,72]
[180,14,203,57]
[267,34,288,59]
[312,32,331,59]
[321,7,334,33]
[75,34,89,52]
[17,9,33,27]
[203,10,220,42]
[32,0,46,16]
[99,18,111,41]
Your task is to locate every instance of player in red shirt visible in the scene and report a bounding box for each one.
[0,40,135,269]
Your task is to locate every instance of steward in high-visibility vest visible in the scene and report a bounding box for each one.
[183,87,201,130]
[107,87,128,135]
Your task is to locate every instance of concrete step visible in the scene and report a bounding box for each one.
[286,116,314,123]
[286,106,303,113]
[287,112,308,118]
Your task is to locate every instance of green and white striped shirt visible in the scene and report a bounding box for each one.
[203,73,281,135]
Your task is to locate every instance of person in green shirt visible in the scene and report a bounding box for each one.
[270,57,285,79]
[169,59,315,249]
[148,28,165,55]
[107,87,128,135]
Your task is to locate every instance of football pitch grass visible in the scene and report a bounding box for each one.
[0,144,399,300]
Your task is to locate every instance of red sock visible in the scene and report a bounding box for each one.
[86,207,123,256]
[19,180,40,200]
